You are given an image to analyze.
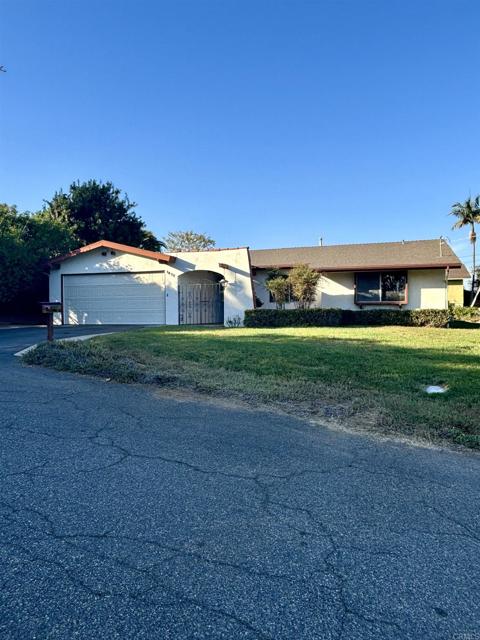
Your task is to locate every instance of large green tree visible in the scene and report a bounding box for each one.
[44,180,163,250]
[0,204,76,308]
[450,196,480,301]
[162,230,215,252]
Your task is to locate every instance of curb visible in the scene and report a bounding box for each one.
[0,325,44,330]
[14,333,114,357]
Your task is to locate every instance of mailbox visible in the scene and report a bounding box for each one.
[40,302,62,341]
[41,302,62,314]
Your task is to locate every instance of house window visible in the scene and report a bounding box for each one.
[355,271,407,305]
[268,284,298,304]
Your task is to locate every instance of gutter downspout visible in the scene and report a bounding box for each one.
[246,248,257,309]
[445,266,449,310]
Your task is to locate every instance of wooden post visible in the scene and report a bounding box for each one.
[41,302,61,339]
[47,313,54,342]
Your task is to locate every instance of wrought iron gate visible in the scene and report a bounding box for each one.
[178,283,224,325]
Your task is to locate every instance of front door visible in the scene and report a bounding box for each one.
[178,283,224,325]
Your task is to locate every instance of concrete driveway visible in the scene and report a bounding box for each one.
[1,327,479,639]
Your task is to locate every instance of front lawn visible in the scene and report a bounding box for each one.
[24,326,480,448]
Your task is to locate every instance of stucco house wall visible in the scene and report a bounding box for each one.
[317,272,356,309]
[50,246,254,325]
[168,248,254,325]
[253,268,448,310]
[406,269,447,309]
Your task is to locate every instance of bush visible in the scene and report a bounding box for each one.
[225,314,242,328]
[287,264,321,309]
[342,308,450,327]
[244,308,343,328]
[244,308,451,328]
[265,276,289,309]
[449,304,480,322]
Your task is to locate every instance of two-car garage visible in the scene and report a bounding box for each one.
[62,272,166,325]
[49,240,255,326]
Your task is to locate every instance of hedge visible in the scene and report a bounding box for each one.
[244,308,343,328]
[449,305,480,321]
[244,307,451,328]
[342,308,451,327]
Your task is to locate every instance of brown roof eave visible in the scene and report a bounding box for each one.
[252,262,462,272]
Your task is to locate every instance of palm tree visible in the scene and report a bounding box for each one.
[450,196,480,302]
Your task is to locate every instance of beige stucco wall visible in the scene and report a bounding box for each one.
[253,270,358,310]
[253,268,448,310]
[405,269,447,309]
[50,246,254,325]
[169,248,254,325]
[318,272,356,309]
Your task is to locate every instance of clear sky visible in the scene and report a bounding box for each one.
[1,0,479,265]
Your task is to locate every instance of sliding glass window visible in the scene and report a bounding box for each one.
[355,272,407,304]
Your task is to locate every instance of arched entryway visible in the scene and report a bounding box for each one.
[178,270,224,325]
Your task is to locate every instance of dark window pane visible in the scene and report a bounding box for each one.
[356,273,380,302]
[268,280,298,303]
[287,284,298,302]
[381,272,407,301]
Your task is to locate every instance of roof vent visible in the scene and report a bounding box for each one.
[439,236,445,257]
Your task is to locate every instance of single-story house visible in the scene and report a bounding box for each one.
[250,239,470,311]
[48,238,469,326]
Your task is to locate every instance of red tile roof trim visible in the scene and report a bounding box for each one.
[49,240,175,266]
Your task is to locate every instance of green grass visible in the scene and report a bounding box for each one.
[24,325,480,448]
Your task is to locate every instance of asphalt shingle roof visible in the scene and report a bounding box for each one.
[249,239,469,279]
[448,264,471,279]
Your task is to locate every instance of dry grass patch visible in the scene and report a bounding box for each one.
[23,325,480,449]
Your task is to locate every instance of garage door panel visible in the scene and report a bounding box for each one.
[63,273,166,325]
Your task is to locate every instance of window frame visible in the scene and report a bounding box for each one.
[354,270,408,307]
[268,283,298,304]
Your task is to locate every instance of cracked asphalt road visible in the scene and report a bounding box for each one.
[1,327,479,639]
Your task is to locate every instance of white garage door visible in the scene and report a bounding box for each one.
[63,272,166,325]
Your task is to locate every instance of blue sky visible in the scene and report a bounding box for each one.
[1,0,479,265]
